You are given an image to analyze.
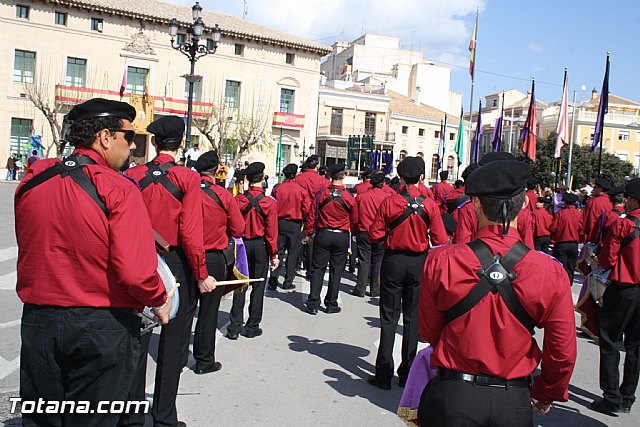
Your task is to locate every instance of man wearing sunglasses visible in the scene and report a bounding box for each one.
[15,98,171,427]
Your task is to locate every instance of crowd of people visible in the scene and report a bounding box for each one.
[13,97,640,426]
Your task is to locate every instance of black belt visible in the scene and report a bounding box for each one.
[205,248,224,253]
[535,235,550,239]
[437,368,530,388]
[318,228,348,234]
[168,245,181,252]
[244,236,265,241]
[384,249,426,257]
[556,241,578,244]
[609,281,639,288]
[278,218,303,224]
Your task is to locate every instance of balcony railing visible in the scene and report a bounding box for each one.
[318,125,395,143]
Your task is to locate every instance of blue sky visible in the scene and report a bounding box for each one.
[172,0,640,107]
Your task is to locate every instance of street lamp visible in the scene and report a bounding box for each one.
[169,2,221,149]
[293,139,315,159]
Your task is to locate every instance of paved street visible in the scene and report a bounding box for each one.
[0,180,638,426]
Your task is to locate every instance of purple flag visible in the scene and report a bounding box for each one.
[592,54,610,151]
[232,237,249,279]
[471,99,482,162]
[491,117,503,152]
[383,151,393,175]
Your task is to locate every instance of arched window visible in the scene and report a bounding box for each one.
[430,154,439,180]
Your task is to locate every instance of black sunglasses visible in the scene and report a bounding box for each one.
[108,129,136,143]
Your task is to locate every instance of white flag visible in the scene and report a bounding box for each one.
[555,70,569,158]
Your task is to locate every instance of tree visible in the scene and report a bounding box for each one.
[23,66,63,157]
[512,132,633,189]
[194,96,234,154]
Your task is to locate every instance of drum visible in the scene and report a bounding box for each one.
[140,254,180,333]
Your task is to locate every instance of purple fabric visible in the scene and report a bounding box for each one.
[383,151,394,175]
[491,117,503,152]
[471,100,482,163]
[397,345,437,418]
[592,55,610,151]
[233,237,249,278]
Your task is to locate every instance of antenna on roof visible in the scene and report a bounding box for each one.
[243,0,248,19]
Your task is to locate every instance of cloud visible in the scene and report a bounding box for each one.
[528,42,543,53]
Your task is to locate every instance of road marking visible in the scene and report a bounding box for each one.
[0,320,20,329]
[0,246,18,263]
[0,355,20,380]
[0,271,17,291]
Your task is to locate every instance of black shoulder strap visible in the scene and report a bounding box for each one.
[200,180,224,210]
[319,189,351,213]
[138,161,184,203]
[444,240,536,335]
[389,192,429,231]
[17,155,109,217]
[621,215,640,250]
[242,191,267,218]
[447,195,470,214]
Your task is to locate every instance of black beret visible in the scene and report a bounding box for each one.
[416,156,426,171]
[283,163,298,176]
[527,177,539,186]
[537,196,551,204]
[362,166,372,178]
[306,155,319,164]
[606,185,625,197]
[595,178,612,191]
[465,160,530,198]
[147,116,185,141]
[625,178,640,200]
[454,179,464,188]
[461,163,480,181]
[68,98,136,123]
[193,151,219,172]
[244,162,265,177]
[563,193,579,204]
[390,177,400,186]
[370,171,385,186]
[439,171,449,180]
[300,162,309,171]
[328,163,345,175]
[478,152,515,166]
[397,157,423,181]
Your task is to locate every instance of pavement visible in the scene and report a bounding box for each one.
[0,179,639,426]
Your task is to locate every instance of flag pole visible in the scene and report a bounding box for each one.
[499,91,505,152]
[467,10,478,165]
[567,90,577,187]
[596,52,610,178]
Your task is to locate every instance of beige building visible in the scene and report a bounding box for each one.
[2,0,330,176]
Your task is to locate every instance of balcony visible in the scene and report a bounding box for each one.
[273,112,305,129]
[318,125,395,143]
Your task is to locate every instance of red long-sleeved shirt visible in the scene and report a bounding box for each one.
[550,205,583,243]
[445,187,477,244]
[600,208,640,285]
[355,179,372,196]
[16,148,165,310]
[236,186,278,258]
[354,187,388,233]
[591,204,625,244]
[272,179,310,221]
[433,181,455,212]
[534,207,554,237]
[398,182,434,199]
[295,169,327,200]
[369,185,448,252]
[517,208,535,248]
[582,193,613,243]
[419,225,576,404]
[306,184,358,235]
[526,189,539,213]
[200,176,245,251]
[126,153,208,281]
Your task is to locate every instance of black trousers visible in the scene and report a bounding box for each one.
[306,229,349,310]
[355,231,383,294]
[534,235,551,254]
[552,242,578,285]
[270,219,303,287]
[229,238,269,334]
[20,305,141,427]
[375,250,426,382]
[418,376,533,427]
[193,250,227,369]
[120,249,195,427]
[599,284,640,405]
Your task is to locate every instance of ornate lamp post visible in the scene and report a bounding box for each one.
[169,2,221,148]
[293,139,315,160]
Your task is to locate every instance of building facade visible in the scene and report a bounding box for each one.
[2,0,330,175]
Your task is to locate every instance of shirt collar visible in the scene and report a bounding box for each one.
[72,147,109,168]
[154,153,178,164]
[477,225,522,242]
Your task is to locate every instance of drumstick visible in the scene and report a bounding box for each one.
[167,283,180,298]
[215,278,264,286]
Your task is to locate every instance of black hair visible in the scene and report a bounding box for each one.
[284,172,296,179]
[478,190,526,233]
[308,159,319,169]
[332,171,346,181]
[156,138,182,152]
[247,173,264,184]
[403,177,419,185]
[454,180,464,189]
[318,165,328,176]
[612,194,624,205]
[68,116,123,148]
[32,150,37,155]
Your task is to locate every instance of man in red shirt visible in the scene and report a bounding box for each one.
[433,170,454,213]
[583,178,613,243]
[533,197,554,254]
[352,171,387,298]
[451,164,479,244]
[526,178,539,214]
[517,198,536,248]
[418,159,576,425]
[354,167,373,196]
[304,163,358,314]
[16,98,170,427]
[269,163,310,290]
[591,186,626,246]
[192,151,245,375]
[368,157,448,390]
[228,162,279,339]
[592,178,640,415]
[550,193,584,285]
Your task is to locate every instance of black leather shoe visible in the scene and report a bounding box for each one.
[368,375,391,390]
[325,306,342,314]
[590,398,620,416]
[282,283,295,290]
[194,362,222,375]
[621,399,632,413]
[351,290,365,297]
[306,306,318,315]
[267,281,278,290]
[225,330,239,340]
[243,328,263,338]
[177,422,187,427]
[370,291,380,298]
